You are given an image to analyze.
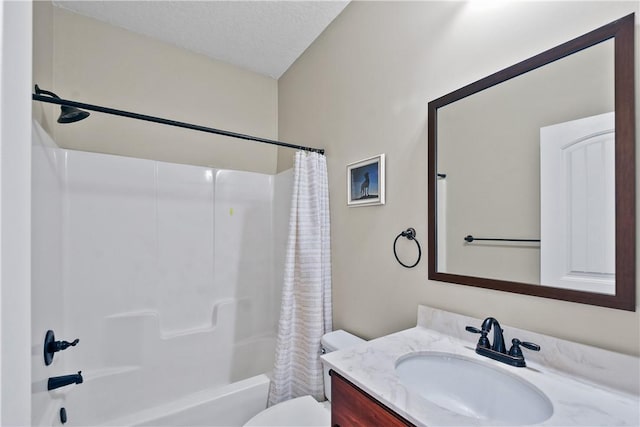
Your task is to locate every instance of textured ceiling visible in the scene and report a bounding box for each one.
[53,1,350,79]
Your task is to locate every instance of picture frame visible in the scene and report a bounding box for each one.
[347,154,385,207]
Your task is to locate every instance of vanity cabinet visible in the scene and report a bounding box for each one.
[330,371,414,427]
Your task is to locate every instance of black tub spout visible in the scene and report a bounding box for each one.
[48,371,83,391]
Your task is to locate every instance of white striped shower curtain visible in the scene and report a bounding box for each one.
[268,151,332,406]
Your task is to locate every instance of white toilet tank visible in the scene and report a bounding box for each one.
[320,330,365,401]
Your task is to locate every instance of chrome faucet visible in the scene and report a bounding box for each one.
[466,317,539,367]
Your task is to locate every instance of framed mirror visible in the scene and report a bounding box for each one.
[428,14,635,311]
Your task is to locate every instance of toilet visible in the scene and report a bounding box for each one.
[244,330,365,426]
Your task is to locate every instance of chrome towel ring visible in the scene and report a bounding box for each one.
[393,227,422,268]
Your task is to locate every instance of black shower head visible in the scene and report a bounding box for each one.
[34,85,90,124]
[58,105,90,124]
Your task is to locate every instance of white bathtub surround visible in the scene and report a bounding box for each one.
[32,122,66,425]
[269,152,332,405]
[322,305,640,426]
[31,121,293,426]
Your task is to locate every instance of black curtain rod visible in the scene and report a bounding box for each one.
[464,235,540,243]
[32,94,325,155]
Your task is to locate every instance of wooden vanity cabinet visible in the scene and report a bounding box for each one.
[330,370,415,427]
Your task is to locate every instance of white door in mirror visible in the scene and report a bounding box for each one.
[540,112,615,294]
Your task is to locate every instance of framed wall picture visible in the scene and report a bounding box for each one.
[347,154,385,207]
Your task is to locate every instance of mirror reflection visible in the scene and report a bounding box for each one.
[428,13,635,310]
[436,40,615,294]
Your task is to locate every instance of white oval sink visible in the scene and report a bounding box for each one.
[395,352,553,425]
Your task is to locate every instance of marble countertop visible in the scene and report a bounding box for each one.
[322,310,640,426]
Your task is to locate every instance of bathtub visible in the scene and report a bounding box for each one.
[36,306,277,426]
[45,374,270,426]
[112,374,270,427]
[31,129,290,427]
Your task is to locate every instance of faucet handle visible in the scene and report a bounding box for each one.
[508,338,540,357]
[465,325,490,349]
[43,330,80,366]
[520,341,540,351]
[54,339,79,352]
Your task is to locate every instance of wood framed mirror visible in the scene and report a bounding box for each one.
[428,14,635,310]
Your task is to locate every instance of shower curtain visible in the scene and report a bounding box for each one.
[268,151,332,406]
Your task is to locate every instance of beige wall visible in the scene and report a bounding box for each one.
[33,2,280,174]
[279,1,640,355]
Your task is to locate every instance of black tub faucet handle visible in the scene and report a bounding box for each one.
[44,330,80,366]
[53,338,79,352]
